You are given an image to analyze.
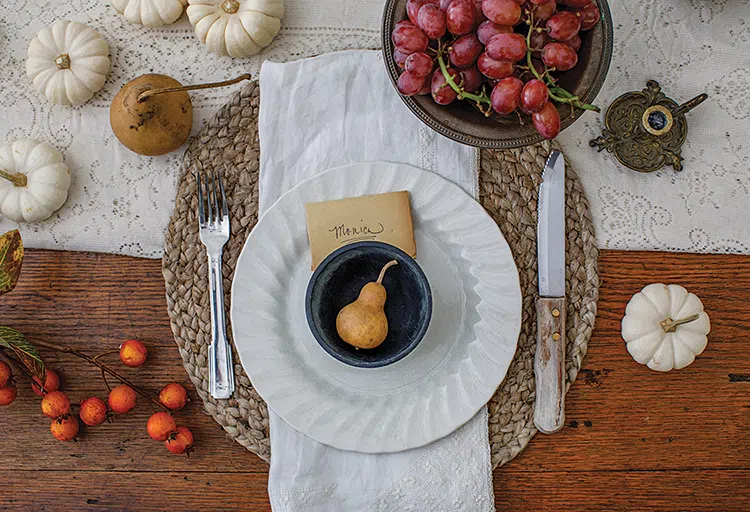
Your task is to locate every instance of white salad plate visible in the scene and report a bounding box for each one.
[231,162,521,453]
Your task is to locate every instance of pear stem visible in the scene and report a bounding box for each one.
[137,73,252,103]
[377,260,398,284]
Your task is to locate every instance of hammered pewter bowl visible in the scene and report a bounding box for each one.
[382,0,614,148]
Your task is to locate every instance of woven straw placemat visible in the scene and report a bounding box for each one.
[162,81,598,469]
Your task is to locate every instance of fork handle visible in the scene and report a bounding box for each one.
[207,253,235,400]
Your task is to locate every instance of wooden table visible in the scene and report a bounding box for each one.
[0,249,748,511]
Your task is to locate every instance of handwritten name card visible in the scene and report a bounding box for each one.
[304,191,416,270]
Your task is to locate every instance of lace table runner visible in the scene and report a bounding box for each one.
[1,1,749,256]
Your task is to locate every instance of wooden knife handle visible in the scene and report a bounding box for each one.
[534,297,566,434]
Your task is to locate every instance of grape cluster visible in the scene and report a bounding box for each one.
[392,0,602,140]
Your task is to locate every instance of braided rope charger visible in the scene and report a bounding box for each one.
[162,81,599,469]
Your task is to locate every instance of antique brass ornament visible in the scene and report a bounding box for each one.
[590,80,707,172]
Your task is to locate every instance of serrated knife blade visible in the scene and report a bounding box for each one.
[537,150,566,298]
[534,150,567,435]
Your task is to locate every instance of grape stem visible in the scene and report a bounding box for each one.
[525,10,600,112]
[437,52,492,114]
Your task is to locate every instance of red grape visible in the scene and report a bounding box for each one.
[477,52,515,79]
[559,0,591,7]
[520,79,549,113]
[460,66,484,92]
[446,0,477,35]
[529,0,553,3]
[477,20,512,44]
[529,29,552,54]
[405,52,434,77]
[546,11,581,41]
[532,101,561,139]
[481,0,521,26]
[394,48,410,69]
[418,76,432,95]
[449,33,483,68]
[485,32,527,62]
[490,76,523,114]
[408,0,439,24]
[398,71,427,96]
[431,67,459,104]
[508,0,526,4]
[527,0,556,21]
[418,3,447,38]
[542,42,578,70]
[575,1,600,30]
[473,0,487,26]
[562,33,581,52]
[392,22,429,53]
[439,0,452,10]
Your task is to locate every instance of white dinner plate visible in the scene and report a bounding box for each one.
[231,162,521,453]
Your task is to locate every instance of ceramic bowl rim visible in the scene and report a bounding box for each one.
[305,241,433,368]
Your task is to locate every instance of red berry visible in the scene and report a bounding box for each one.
[120,339,148,367]
[79,397,108,426]
[542,42,578,71]
[0,361,12,388]
[405,52,434,77]
[51,416,79,442]
[477,52,515,79]
[108,384,137,414]
[485,32,527,62]
[417,3,447,39]
[521,79,549,113]
[476,20,512,45]
[159,383,189,411]
[574,1,601,31]
[147,412,177,441]
[31,369,60,397]
[481,0,521,26]
[490,77,524,114]
[446,0,477,35]
[546,11,581,41]
[0,385,17,406]
[449,33,483,69]
[41,391,71,419]
[165,426,194,455]
[532,101,561,139]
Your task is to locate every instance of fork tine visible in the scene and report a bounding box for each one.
[196,172,205,225]
[206,170,214,224]
[211,170,221,223]
[218,165,229,218]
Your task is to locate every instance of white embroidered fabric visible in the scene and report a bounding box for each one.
[259,50,491,512]
[0,1,748,256]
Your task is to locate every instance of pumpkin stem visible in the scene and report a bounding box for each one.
[137,73,252,103]
[0,169,27,187]
[55,54,71,70]
[376,260,398,284]
[661,313,700,333]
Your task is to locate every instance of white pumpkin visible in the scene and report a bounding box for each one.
[26,20,110,106]
[0,139,71,223]
[622,284,711,372]
[187,0,284,58]
[112,0,188,27]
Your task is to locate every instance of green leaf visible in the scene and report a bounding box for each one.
[0,326,45,381]
[0,229,23,296]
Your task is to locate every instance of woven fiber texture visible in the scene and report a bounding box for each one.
[162,81,599,469]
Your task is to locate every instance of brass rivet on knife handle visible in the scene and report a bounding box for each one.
[534,297,566,434]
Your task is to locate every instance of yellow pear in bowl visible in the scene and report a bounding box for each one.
[336,260,398,349]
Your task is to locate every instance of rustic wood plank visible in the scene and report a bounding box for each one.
[0,249,748,511]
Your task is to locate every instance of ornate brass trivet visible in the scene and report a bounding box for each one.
[590,80,707,172]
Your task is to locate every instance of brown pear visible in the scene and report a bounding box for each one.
[336,260,398,349]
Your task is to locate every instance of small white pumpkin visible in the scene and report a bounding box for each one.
[26,20,110,106]
[0,139,71,223]
[112,0,188,27]
[187,0,284,58]
[622,283,711,372]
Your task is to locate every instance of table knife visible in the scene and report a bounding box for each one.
[534,150,567,434]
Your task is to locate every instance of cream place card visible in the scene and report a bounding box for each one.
[304,191,416,270]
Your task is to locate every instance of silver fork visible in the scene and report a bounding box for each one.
[196,167,235,399]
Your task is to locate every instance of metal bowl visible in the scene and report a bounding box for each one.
[381,0,613,148]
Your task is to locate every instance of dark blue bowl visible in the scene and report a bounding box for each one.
[305,241,432,368]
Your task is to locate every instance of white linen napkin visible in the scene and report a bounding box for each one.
[258,50,494,512]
